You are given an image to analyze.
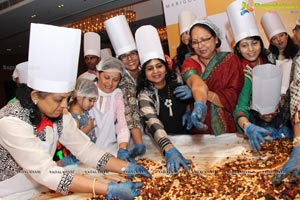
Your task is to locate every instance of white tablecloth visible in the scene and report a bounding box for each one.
[2,133,251,200]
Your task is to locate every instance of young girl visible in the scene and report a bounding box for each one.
[69,78,98,143]
[226,1,291,152]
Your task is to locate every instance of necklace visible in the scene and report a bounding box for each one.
[158,85,173,116]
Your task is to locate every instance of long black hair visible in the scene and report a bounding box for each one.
[269,33,299,59]
[175,40,192,68]
[136,58,178,97]
[234,36,275,64]
[15,84,55,126]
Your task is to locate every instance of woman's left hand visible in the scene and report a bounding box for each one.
[272,146,300,185]
[165,147,191,173]
[173,85,192,100]
[125,163,152,179]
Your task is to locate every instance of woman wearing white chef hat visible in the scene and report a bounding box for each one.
[104,15,146,162]
[0,23,150,199]
[174,10,197,68]
[227,0,291,152]
[135,25,193,173]
[261,11,298,61]
[261,11,299,96]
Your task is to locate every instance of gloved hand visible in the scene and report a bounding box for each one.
[191,100,207,130]
[258,126,293,140]
[117,149,129,161]
[173,85,192,100]
[272,126,293,140]
[125,162,152,179]
[106,181,144,200]
[60,154,79,167]
[272,146,300,185]
[182,110,193,130]
[165,147,192,173]
[128,144,146,163]
[244,123,271,151]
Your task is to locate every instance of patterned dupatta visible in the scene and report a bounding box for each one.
[199,51,230,135]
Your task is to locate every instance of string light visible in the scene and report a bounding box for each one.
[65,8,136,33]
[64,7,168,41]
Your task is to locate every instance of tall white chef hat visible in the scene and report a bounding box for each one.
[261,11,287,40]
[100,48,112,59]
[84,32,101,57]
[27,23,81,93]
[15,61,28,84]
[178,10,197,35]
[226,0,259,44]
[135,25,165,67]
[104,15,136,58]
[252,64,282,115]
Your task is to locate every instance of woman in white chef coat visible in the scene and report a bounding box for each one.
[0,23,150,199]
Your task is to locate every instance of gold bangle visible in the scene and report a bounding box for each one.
[293,136,300,146]
[92,178,97,197]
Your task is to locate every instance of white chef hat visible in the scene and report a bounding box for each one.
[15,61,28,84]
[135,25,165,67]
[252,64,282,115]
[84,32,101,57]
[178,10,197,35]
[104,15,136,58]
[226,0,259,44]
[27,23,81,93]
[261,11,287,40]
[100,48,112,59]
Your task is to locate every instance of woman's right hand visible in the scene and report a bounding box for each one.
[106,182,144,200]
[244,123,271,151]
[191,100,207,130]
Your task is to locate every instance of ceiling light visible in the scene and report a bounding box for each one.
[31,14,36,18]
[57,4,64,8]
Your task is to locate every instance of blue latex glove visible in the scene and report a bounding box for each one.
[272,146,300,185]
[165,147,192,173]
[106,181,144,200]
[182,110,193,130]
[125,162,152,179]
[60,154,79,167]
[272,126,293,140]
[173,85,192,100]
[117,149,129,161]
[191,100,207,130]
[128,144,146,163]
[244,123,271,151]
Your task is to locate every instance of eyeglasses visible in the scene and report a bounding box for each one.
[191,36,212,47]
[119,51,138,61]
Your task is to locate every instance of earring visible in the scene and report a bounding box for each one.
[34,101,38,105]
